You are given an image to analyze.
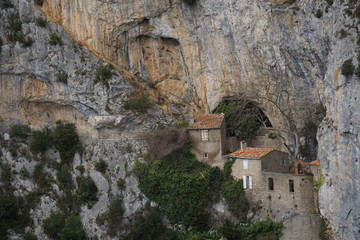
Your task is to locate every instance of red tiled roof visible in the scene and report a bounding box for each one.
[309,159,320,166]
[188,114,224,129]
[229,147,276,159]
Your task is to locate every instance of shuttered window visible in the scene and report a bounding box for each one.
[201,130,209,141]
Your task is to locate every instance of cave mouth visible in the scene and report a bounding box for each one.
[213,99,272,140]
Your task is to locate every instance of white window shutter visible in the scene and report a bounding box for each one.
[249,176,253,189]
[243,160,248,169]
[243,176,247,189]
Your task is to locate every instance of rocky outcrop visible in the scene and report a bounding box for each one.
[1,0,360,239]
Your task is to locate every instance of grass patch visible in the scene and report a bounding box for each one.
[94,64,115,86]
[124,94,152,113]
[35,17,47,27]
[49,33,61,45]
[95,159,107,174]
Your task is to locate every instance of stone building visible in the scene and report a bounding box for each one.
[188,114,226,168]
[309,159,321,180]
[230,147,315,221]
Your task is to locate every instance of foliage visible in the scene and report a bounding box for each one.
[59,215,87,240]
[1,163,12,186]
[33,163,51,190]
[214,101,262,141]
[117,178,126,190]
[76,176,98,203]
[124,94,152,113]
[136,143,248,230]
[34,0,44,6]
[56,70,68,84]
[94,64,115,86]
[1,0,14,8]
[220,220,283,240]
[341,60,355,76]
[23,232,37,240]
[223,179,248,220]
[326,0,333,5]
[355,5,360,18]
[101,196,124,236]
[0,188,30,240]
[182,0,196,5]
[56,189,81,215]
[10,124,31,139]
[95,159,107,174]
[75,165,85,174]
[43,212,66,239]
[125,206,168,240]
[175,121,189,129]
[315,9,322,18]
[268,132,278,139]
[35,17,47,27]
[53,121,81,163]
[49,33,61,45]
[30,127,52,154]
[56,167,74,189]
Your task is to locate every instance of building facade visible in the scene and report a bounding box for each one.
[230,147,315,221]
[188,114,226,168]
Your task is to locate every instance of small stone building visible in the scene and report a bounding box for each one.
[188,114,226,168]
[230,147,315,221]
[309,159,321,180]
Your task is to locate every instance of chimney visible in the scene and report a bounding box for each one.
[240,141,247,150]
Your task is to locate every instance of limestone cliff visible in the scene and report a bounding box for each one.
[1,0,360,239]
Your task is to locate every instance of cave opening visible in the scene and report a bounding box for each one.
[213,99,272,141]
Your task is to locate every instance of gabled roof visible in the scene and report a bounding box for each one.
[188,114,224,130]
[309,159,320,166]
[229,147,278,159]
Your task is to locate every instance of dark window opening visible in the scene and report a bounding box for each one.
[204,153,208,158]
[289,180,294,192]
[268,178,274,190]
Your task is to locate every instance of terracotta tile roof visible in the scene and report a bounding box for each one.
[188,114,224,129]
[229,147,276,159]
[309,159,320,166]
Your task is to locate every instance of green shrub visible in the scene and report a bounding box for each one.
[20,167,31,179]
[117,178,126,190]
[2,0,14,8]
[49,33,61,45]
[354,5,360,18]
[124,94,152,113]
[9,17,22,32]
[35,17,47,27]
[338,29,348,39]
[182,0,196,5]
[103,196,124,236]
[1,163,12,186]
[33,163,50,189]
[95,159,107,174]
[315,9,322,18]
[268,132,278,139]
[56,71,68,84]
[175,121,189,129]
[355,66,360,79]
[23,232,37,240]
[56,167,73,190]
[53,121,81,163]
[56,189,82,215]
[341,60,355,76]
[34,0,44,7]
[43,212,66,239]
[76,176,98,203]
[326,0,333,5]
[59,215,87,240]
[126,207,167,240]
[223,179,249,220]
[30,127,52,154]
[94,64,115,86]
[10,124,31,139]
[75,165,85,174]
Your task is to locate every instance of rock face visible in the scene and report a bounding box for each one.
[1,0,360,239]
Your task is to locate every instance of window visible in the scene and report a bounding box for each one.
[289,180,294,192]
[243,176,252,189]
[298,163,303,175]
[201,130,209,141]
[204,153,208,158]
[243,160,249,169]
[268,178,274,190]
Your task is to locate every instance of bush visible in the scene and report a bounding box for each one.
[43,212,66,239]
[35,17,47,27]
[326,0,333,5]
[117,178,126,190]
[59,215,87,240]
[182,0,196,5]
[10,124,31,139]
[76,176,98,203]
[2,0,14,8]
[95,159,107,174]
[354,5,360,18]
[126,207,167,240]
[341,60,355,76]
[124,94,152,113]
[33,163,50,189]
[53,121,81,163]
[34,0,44,7]
[56,167,73,190]
[223,179,249,220]
[1,163,12,186]
[94,64,115,86]
[56,71,68,84]
[30,127,52,154]
[23,232,37,240]
[315,9,322,18]
[103,196,124,236]
[49,33,61,45]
